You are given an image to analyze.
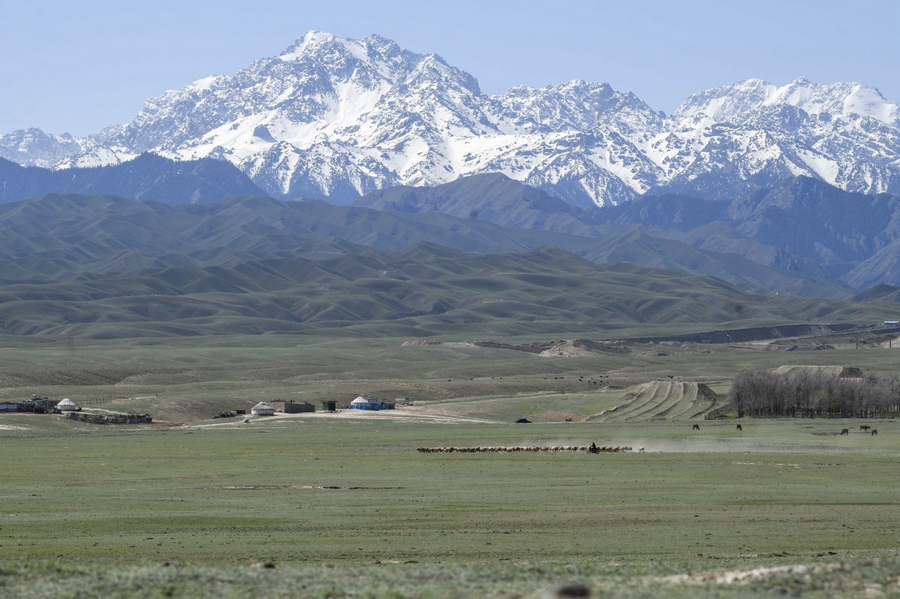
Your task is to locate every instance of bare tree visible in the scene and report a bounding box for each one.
[729,368,900,418]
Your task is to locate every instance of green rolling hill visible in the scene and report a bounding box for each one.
[0,193,851,298]
[0,241,888,339]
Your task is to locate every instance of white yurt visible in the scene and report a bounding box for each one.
[350,396,374,407]
[251,401,275,416]
[57,398,77,412]
[348,396,393,410]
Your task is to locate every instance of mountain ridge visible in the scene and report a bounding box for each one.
[0,153,266,205]
[3,32,899,207]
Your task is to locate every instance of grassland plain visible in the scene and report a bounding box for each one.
[1,416,899,597]
[2,334,900,597]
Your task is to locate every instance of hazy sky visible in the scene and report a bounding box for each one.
[2,0,898,136]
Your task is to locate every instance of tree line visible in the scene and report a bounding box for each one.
[729,367,900,418]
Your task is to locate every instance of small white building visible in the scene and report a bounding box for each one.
[251,401,275,416]
[56,398,77,412]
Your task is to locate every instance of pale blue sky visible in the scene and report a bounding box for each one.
[1,0,897,136]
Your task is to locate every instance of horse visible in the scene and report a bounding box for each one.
[840,428,849,436]
[692,424,700,430]
[860,425,871,432]
[872,429,878,435]
[736,424,743,431]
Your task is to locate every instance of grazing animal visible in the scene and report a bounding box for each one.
[860,425,871,432]
[692,424,700,430]
[638,447,645,452]
[736,424,743,431]
[872,429,878,435]
[840,428,849,436]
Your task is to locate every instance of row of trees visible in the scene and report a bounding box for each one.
[729,367,900,418]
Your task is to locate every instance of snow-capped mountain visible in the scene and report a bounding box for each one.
[0,128,83,168]
[3,32,900,207]
[648,78,900,198]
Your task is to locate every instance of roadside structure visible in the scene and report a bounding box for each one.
[271,400,315,413]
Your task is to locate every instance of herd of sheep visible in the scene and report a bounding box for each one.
[416,445,633,453]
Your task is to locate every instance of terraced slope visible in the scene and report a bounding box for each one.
[589,382,720,421]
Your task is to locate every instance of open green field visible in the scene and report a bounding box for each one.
[2,332,900,597]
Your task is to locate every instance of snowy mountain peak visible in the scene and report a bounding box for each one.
[490,79,663,135]
[3,32,900,207]
[674,77,900,127]
[0,128,82,168]
[279,30,336,60]
[278,30,417,77]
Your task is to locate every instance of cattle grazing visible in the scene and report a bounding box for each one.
[840,428,849,436]
[692,424,700,430]
[736,424,743,431]
[860,425,871,432]
[872,429,878,435]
